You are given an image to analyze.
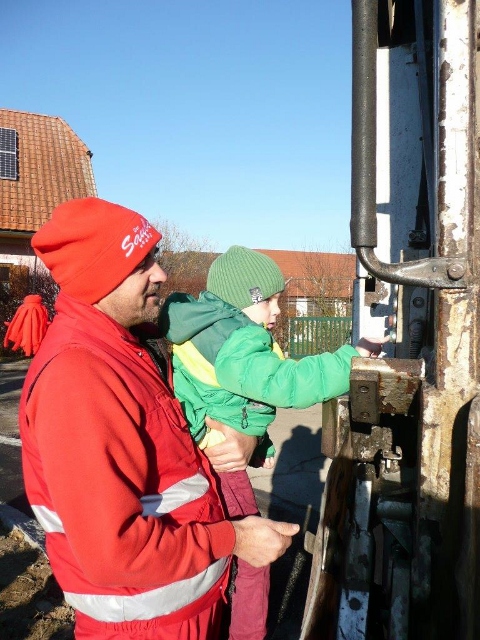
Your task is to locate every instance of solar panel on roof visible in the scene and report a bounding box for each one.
[0,128,16,152]
[0,127,18,180]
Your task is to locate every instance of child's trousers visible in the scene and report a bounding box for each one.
[218,469,270,640]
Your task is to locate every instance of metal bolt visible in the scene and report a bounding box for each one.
[447,262,465,280]
[359,386,369,393]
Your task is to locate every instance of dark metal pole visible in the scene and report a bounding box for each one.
[350,0,378,248]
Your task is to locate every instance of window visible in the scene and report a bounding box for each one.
[0,263,29,296]
[0,127,18,180]
[0,265,10,280]
[0,265,11,294]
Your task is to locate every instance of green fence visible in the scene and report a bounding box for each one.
[288,317,352,358]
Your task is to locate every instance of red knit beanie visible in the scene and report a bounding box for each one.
[32,197,162,304]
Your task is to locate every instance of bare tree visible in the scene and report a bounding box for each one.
[271,293,291,356]
[286,249,355,318]
[153,219,218,302]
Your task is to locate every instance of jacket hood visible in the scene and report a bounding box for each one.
[159,290,249,344]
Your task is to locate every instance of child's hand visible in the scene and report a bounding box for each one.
[355,335,390,358]
[250,455,275,469]
[262,457,275,470]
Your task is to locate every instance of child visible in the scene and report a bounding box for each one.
[160,245,384,640]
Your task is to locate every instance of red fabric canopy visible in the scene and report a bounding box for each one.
[3,294,50,357]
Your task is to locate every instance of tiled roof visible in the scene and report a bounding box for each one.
[0,109,97,234]
[255,249,356,299]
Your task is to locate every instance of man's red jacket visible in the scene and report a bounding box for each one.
[19,292,235,626]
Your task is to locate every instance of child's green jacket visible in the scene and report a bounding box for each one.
[160,291,358,457]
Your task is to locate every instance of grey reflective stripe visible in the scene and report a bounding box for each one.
[63,557,228,622]
[141,471,210,517]
[32,470,210,534]
[32,505,65,533]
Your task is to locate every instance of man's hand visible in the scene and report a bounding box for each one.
[203,416,257,472]
[232,516,300,567]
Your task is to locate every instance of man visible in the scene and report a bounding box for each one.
[19,197,299,640]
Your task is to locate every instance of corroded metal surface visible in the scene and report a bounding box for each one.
[350,357,424,424]
[455,395,480,640]
[321,396,350,459]
[336,464,375,640]
[300,439,354,640]
[420,291,476,518]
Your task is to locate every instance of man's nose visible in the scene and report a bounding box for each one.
[149,263,168,283]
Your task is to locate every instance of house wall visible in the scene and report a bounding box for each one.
[0,238,36,267]
[295,297,308,316]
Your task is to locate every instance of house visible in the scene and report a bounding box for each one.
[0,108,97,295]
[255,249,356,317]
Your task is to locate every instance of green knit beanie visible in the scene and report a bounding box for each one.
[207,245,285,310]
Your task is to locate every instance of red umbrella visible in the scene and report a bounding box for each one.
[3,294,50,357]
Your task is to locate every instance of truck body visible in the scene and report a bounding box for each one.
[301,1,479,638]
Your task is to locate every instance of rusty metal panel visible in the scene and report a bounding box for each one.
[321,395,350,459]
[350,357,424,424]
[300,439,355,640]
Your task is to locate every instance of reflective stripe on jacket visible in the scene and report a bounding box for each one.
[31,470,229,621]
[62,558,228,622]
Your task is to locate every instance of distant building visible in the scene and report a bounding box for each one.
[0,108,97,295]
[256,249,355,317]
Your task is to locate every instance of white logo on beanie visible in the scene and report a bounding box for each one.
[121,217,154,258]
[249,287,264,304]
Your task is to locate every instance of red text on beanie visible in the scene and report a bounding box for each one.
[32,197,162,304]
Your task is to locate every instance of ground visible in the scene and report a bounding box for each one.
[0,524,74,640]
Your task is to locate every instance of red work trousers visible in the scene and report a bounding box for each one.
[74,600,223,639]
[219,470,270,640]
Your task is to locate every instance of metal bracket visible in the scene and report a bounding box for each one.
[356,248,467,289]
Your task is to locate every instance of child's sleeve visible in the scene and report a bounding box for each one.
[215,325,358,409]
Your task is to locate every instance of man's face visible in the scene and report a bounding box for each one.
[94,247,167,328]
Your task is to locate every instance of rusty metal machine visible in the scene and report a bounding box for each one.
[301,0,479,638]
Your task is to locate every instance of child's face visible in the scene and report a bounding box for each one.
[242,293,281,330]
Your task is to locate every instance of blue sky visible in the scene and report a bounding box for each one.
[5,1,353,253]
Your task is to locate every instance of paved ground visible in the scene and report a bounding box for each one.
[0,358,29,435]
[247,406,330,638]
[0,357,330,638]
[0,359,32,516]
[248,406,330,525]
